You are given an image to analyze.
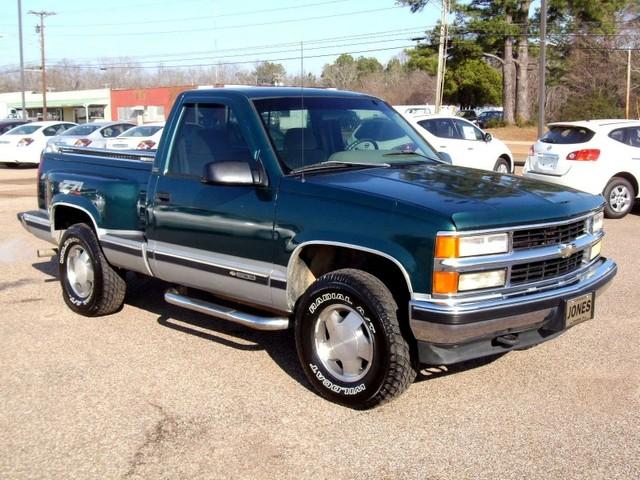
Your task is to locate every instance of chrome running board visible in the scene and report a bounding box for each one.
[164,288,290,331]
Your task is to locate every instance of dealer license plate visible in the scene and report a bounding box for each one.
[565,293,594,328]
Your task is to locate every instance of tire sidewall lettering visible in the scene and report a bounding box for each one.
[302,287,385,399]
[60,234,96,307]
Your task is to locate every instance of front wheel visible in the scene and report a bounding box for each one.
[295,269,416,409]
[493,158,510,173]
[59,223,126,316]
[603,177,635,219]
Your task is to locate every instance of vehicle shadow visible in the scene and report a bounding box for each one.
[31,257,504,394]
[415,354,504,383]
[33,257,313,392]
[124,275,312,392]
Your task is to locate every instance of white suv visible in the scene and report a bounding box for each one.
[409,114,514,173]
[523,120,640,218]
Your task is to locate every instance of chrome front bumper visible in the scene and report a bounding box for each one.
[410,257,617,364]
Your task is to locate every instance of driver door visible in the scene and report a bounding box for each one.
[146,100,277,308]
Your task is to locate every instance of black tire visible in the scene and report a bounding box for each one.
[603,177,635,219]
[493,158,510,173]
[59,223,126,316]
[295,268,416,409]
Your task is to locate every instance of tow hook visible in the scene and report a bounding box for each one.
[494,333,519,347]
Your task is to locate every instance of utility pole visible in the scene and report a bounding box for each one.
[538,0,547,138]
[17,0,27,120]
[28,10,55,120]
[626,49,632,120]
[435,0,450,113]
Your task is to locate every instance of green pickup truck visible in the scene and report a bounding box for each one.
[18,88,616,408]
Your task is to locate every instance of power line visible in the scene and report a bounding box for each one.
[11,26,429,66]
[9,44,418,71]
[48,0,352,28]
[46,6,404,37]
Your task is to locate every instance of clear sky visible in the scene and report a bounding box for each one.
[0,0,441,77]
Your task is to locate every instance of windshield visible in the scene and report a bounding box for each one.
[6,125,40,135]
[119,125,163,137]
[62,124,102,136]
[252,96,440,172]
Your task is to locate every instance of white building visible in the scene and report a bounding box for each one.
[0,88,111,122]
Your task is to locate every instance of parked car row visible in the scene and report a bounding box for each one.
[0,120,165,166]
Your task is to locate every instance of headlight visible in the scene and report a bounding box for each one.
[435,233,509,258]
[432,269,506,294]
[591,211,604,233]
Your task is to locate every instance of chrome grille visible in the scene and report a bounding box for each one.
[510,251,584,285]
[512,220,587,250]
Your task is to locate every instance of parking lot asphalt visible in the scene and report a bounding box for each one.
[1,166,638,480]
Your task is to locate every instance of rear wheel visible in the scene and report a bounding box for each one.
[493,158,510,173]
[603,177,635,219]
[59,223,126,316]
[295,268,416,409]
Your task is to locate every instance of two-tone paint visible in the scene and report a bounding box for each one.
[21,87,610,334]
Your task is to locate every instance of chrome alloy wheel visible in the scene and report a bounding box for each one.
[609,185,631,213]
[66,245,95,298]
[496,163,509,173]
[313,305,374,382]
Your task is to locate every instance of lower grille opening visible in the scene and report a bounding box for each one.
[510,251,584,285]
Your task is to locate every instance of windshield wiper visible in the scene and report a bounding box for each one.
[290,160,390,175]
[382,151,441,162]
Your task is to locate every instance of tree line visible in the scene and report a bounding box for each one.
[1,0,638,124]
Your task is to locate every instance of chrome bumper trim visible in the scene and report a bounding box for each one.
[17,210,56,245]
[410,257,616,345]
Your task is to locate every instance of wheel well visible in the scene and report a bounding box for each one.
[53,205,96,233]
[609,172,638,197]
[499,154,512,171]
[288,244,412,317]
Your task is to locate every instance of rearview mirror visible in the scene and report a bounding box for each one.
[483,132,493,143]
[202,161,262,186]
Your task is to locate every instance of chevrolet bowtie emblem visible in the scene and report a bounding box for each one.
[559,243,577,258]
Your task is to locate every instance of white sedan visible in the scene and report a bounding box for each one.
[0,121,76,166]
[523,120,640,218]
[105,123,164,150]
[46,121,136,151]
[408,114,514,173]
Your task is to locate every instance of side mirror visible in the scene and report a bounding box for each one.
[437,151,453,164]
[484,132,493,143]
[202,161,263,186]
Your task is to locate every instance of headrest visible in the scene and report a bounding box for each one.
[284,128,319,151]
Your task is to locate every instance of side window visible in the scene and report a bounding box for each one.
[114,124,132,136]
[454,119,483,141]
[42,125,60,136]
[101,125,126,138]
[419,119,459,139]
[609,128,626,144]
[168,103,252,177]
[628,128,640,148]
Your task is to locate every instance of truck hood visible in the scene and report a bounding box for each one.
[302,163,603,230]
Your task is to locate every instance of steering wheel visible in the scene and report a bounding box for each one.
[347,139,379,151]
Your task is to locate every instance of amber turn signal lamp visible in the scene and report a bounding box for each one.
[433,271,459,294]
[435,236,458,258]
